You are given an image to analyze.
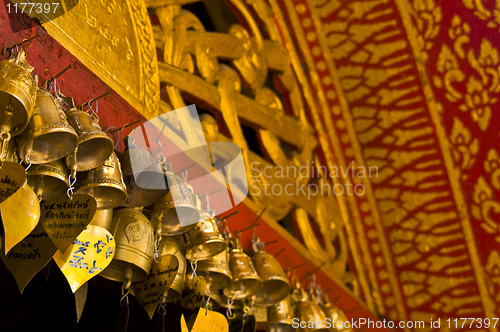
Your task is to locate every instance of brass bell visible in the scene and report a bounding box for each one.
[17,88,79,164]
[158,236,186,303]
[26,158,69,201]
[99,208,154,283]
[74,151,128,209]
[268,295,295,331]
[294,287,329,332]
[65,107,114,172]
[197,248,232,290]
[224,236,262,300]
[0,49,37,136]
[252,241,290,306]
[323,303,353,332]
[118,146,167,207]
[151,168,199,235]
[184,208,227,261]
[205,289,221,310]
[89,208,113,229]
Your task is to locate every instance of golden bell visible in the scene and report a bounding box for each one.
[252,243,290,306]
[26,159,69,201]
[99,208,154,283]
[118,148,167,207]
[158,236,186,303]
[224,237,262,300]
[197,248,232,290]
[89,208,113,230]
[184,209,227,261]
[295,288,329,332]
[74,152,128,209]
[16,89,79,164]
[0,50,37,136]
[151,173,199,235]
[268,295,294,326]
[323,303,353,332]
[65,108,114,172]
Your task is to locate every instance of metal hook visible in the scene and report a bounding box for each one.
[300,261,326,282]
[110,120,142,133]
[3,34,39,57]
[274,248,285,258]
[66,174,77,198]
[79,91,109,109]
[45,64,73,89]
[104,127,120,150]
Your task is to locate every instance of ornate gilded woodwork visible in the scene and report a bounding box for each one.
[16,0,160,117]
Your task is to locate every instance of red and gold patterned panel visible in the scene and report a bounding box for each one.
[271,0,500,328]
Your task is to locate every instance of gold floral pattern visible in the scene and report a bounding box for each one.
[450,117,479,173]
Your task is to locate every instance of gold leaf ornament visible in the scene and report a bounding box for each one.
[0,161,26,204]
[1,184,40,254]
[40,194,97,253]
[181,309,229,332]
[132,254,179,319]
[53,225,116,292]
[0,222,57,292]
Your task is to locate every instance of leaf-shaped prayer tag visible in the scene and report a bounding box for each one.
[53,225,115,292]
[40,194,96,253]
[2,184,40,254]
[0,222,57,292]
[181,309,229,332]
[0,162,25,204]
[133,254,179,319]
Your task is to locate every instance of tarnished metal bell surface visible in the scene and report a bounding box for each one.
[0,50,37,136]
[158,236,186,303]
[17,88,78,164]
[99,208,154,283]
[252,243,290,306]
[323,303,353,332]
[224,237,262,300]
[197,248,232,290]
[75,152,127,209]
[268,295,294,326]
[184,208,227,261]
[294,288,329,332]
[26,159,69,201]
[151,174,199,235]
[118,148,167,207]
[65,108,114,172]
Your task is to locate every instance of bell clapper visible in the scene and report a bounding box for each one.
[0,131,11,161]
[33,174,44,201]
